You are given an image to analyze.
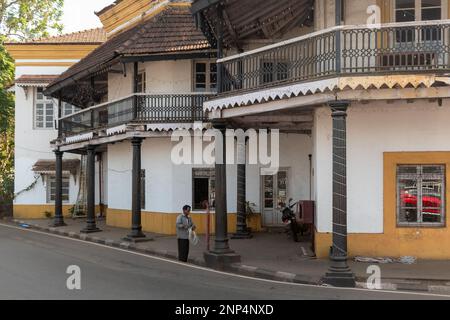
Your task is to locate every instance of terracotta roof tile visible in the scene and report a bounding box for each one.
[16,75,60,85]
[46,6,211,94]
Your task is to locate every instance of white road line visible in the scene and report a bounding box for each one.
[0,222,448,298]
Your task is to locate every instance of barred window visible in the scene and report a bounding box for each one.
[35,87,54,129]
[397,164,445,227]
[47,175,70,203]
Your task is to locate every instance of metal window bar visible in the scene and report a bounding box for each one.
[396,164,446,227]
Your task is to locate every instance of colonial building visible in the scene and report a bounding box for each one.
[9,0,450,286]
[6,28,107,219]
[191,0,450,284]
[40,0,265,238]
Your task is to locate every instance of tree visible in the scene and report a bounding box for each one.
[1,0,64,40]
[0,0,64,215]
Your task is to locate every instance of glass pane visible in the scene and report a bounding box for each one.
[422,0,441,7]
[210,63,217,73]
[196,74,206,84]
[196,63,206,73]
[422,165,445,174]
[422,7,441,20]
[422,179,443,223]
[264,175,274,208]
[398,165,419,175]
[277,172,287,208]
[396,9,415,22]
[396,0,415,8]
[398,178,419,223]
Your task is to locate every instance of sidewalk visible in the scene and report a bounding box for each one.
[6,217,450,294]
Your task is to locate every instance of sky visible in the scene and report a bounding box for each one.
[62,0,114,33]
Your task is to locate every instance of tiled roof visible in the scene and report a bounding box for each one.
[45,6,211,94]
[33,159,80,176]
[15,75,60,86]
[9,28,107,45]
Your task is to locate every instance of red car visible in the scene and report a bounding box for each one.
[401,188,442,222]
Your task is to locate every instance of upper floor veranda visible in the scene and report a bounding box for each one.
[44,2,217,150]
[192,0,450,111]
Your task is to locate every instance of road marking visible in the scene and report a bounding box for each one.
[0,222,448,298]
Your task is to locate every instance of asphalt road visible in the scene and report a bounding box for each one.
[0,223,447,300]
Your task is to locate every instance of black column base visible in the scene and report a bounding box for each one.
[50,220,67,228]
[123,232,153,243]
[231,231,253,239]
[323,257,356,288]
[80,227,102,234]
[204,251,241,271]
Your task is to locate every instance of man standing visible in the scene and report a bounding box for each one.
[176,205,196,262]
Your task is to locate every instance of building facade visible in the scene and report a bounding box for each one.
[6,28,106,219]
[192,0,450,262]
[8,0,450,267]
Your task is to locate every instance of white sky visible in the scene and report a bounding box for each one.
[62,0,114,33]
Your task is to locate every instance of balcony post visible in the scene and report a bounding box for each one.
[57,91,62,138]
[124,137,150,242]
[133,62,139,120]
[232,137,252,239]
[216,4,224,93]
[323,101,355,288]
[81,145,101,233]
[335,0,342,73]
[51,149,66,227]
[204,120,241,269]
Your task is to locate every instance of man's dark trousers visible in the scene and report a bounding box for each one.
[178,239,189,262]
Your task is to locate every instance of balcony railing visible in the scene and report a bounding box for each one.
[219,20,450,95]
[60,93,212,137]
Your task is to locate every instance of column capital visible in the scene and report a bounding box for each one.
[87,144,97,152]
[329,100,349,117]
[131,137,144,146]
[54,149,63,157]
[211,119,229,131]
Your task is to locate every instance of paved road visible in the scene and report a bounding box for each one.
[0,223,447,300]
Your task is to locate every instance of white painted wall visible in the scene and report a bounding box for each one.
[14,65,81,206]
[107,133,313,217]
[314,100,450,234]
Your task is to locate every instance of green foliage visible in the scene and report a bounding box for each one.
[0,0,64,40]
[0,41,14,206]
[0,0,65,209]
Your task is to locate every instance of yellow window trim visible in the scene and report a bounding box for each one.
[384,151,450,232]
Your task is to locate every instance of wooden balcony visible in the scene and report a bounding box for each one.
[218,20,450,96]
[59,93,212,137]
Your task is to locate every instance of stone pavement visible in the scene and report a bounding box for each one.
[6,217,450,294]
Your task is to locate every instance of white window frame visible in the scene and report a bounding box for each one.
[62,102,80,117]
[46,174,70,204]
[136,70,146,93]
[193,60,217,93]
[34,87,55,130]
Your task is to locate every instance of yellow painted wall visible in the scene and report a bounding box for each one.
[5,44,100,60]
[13,205,102,219]
[315,152,450,260]
[106,208,262,235]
